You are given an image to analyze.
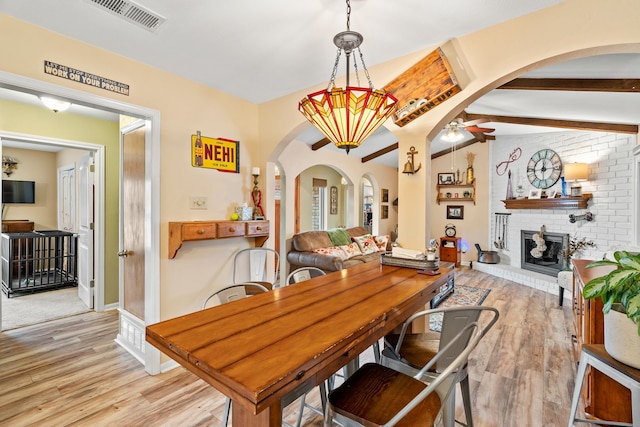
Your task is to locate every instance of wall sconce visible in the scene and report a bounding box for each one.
[402,146,422,175]
[564,162,588,196]
[569,212,594,223]
[251,167,265,219]
[2,156,18,177]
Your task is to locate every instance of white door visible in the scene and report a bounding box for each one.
[76,154,94,308]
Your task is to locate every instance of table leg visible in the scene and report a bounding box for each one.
[232,401,282,427]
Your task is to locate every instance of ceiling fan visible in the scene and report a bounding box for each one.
[443,116,495,142]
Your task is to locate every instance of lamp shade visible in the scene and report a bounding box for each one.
[564,162,588,181]
[299,86,397,153]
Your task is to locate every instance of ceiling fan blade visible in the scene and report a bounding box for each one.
[466,126,495,133]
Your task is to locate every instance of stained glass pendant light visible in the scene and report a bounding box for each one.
[298,0,398,154]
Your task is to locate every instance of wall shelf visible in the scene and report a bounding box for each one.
[502,193,591,210]
[168,220,269,259]
[436,182,476,205]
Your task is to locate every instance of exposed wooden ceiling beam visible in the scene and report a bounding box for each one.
[431,139,480,160]
[464,113,638,134]
[361,142,399,163]
[311,138,331,151]
[499,78,640,93]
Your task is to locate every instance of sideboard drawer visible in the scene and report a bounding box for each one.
[246,221,269,236]
[217,222,245,238]
[182,223,217,241]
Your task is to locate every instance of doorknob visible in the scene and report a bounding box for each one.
[117,250,130,257]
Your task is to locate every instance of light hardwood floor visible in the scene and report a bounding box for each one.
[0,267,579,426]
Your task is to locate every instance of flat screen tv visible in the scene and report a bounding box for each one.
[2,180,35,204]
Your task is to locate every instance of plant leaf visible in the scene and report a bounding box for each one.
[586,259,618,268]
[583,276,607,299]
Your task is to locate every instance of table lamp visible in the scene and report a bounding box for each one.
[564,162,588,197]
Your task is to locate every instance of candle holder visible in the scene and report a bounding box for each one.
[251,170,265,219]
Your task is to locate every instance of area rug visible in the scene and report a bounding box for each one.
[429,285,491,332]
[1,287,90,330]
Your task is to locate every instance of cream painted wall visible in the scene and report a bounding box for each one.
[1,147,57,229]
[431,144,490,265]
[299,165,345,232]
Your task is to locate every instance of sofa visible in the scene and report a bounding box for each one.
[287,226,391,273]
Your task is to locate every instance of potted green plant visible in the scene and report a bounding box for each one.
[584,250,640,368]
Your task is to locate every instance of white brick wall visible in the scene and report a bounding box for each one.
[480,131,637,296]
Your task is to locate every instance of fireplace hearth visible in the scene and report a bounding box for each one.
[521,230,569,276]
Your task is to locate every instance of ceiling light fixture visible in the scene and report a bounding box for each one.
[298,0,398,154]
[40,96,71,113]
[441,122,465,142]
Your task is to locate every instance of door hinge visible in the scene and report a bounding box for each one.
[90,222,94,230]
[90,164,95,172]
[89,280,95,289]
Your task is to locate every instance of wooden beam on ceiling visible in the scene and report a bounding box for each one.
[499,78,640,93]
[311,138,331,151]
[464,113,639,134]
[361,142,399,163]
[431,139,480,160]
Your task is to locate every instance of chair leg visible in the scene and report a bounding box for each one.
[221,398,231,427]
[460,374,474,427]
[294,394,307,427]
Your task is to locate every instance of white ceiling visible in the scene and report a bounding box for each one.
[2,0,640,167]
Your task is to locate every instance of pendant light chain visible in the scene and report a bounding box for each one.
[346,0,351,31]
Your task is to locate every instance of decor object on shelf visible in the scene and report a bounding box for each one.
[526,149,562,189]
[401,146,422,174]
[298,0,397,153]
[438,172,455,185]
[251,167,264,219]
[2,156,18,176]
[564,162,589,197]
[505,170,514,199]
[569,211,594,223]
[444,223,456,237]
[40,96,71,112]
[528,189,541,199]
[584,251,640,368]
[465,151,476,184]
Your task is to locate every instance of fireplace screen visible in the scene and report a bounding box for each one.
[521,230,569,276]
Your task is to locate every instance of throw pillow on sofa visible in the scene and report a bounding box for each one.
[353,234,379,255]
[312,246,348,260]
[326,228,352,246]
[340,242,363,259]
[374,235,390,252]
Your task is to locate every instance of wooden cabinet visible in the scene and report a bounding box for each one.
[439,237,461,267]
[572,259,632,423]
[168,220,269,259]
[2,220,34,233]
[436,182,475,205]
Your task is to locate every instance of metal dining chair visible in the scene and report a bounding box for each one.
[381,305,500,427]
[285,266,326,286]
[203,282,318,427]
[232,247,279,289]
[325,321,484,427]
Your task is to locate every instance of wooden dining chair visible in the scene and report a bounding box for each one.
[325,322,483,427]
[381,306,500,427]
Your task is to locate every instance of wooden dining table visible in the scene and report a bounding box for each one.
[146,261,454,426]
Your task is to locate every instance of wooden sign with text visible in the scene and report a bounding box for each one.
[192,132,239,173]
[383,48,461,127]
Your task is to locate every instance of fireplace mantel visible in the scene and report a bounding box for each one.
[502,193,591,210]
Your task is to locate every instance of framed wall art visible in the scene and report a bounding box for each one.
[381,205,389,219]
[330,186,338,215]
[381,188,389,203]
[438,173,455,185]
[446,205,464,220]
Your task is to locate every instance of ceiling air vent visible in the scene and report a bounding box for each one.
[86,0,166,32]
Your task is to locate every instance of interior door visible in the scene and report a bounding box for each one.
[120,123,146,320]
[76,154,94,308]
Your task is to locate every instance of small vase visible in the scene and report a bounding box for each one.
[466,166,474,184]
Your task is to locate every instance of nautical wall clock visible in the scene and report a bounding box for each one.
[526,149,562,189]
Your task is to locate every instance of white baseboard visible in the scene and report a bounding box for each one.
[115,308,145,365]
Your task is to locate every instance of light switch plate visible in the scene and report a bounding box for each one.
[189,196,208,209]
